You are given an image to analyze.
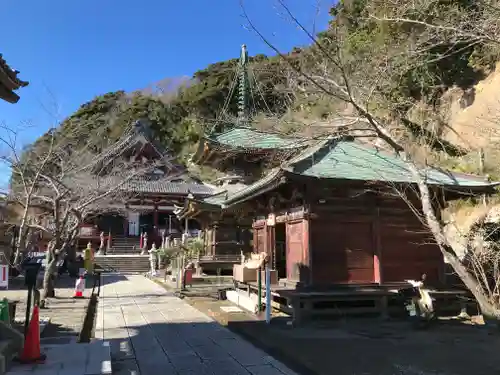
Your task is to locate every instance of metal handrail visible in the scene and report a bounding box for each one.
[199,254,241,262]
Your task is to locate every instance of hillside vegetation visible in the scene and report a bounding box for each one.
[26,0,500,180]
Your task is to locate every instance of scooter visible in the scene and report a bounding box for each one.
[399,275,436,328]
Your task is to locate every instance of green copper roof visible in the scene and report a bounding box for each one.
[190,138,498,211]
[207,127,306,150]
[286,139,496,187]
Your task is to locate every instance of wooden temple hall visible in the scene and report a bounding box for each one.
[77,121,213,248]
[177,134,498,320]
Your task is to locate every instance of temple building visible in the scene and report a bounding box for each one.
[179,133,498,314]
[78,120,214,249]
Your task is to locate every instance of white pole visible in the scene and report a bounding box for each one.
[265,264,271,324]
[176,254,180,290]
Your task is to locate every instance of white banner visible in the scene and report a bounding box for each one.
[0,265,9,288]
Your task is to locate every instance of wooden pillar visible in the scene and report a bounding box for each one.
[267,224,275,269]
[372,206,382,284]
[123,216,128,236]
[252,221,258,253]
[302,214,311,285]
[202,221,208,256]
[153,208,159,229]
[212,223,218,256]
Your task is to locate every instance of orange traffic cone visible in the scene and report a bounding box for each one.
[72,276,85,298]
[18,305,46,364]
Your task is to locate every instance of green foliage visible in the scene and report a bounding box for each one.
[159,237,204,268]
[24,1,500,182]
[25,52,290,170]
[324,0,494,110]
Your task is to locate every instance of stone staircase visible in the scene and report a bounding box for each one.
[94,235,153,274]
[108,235,141,254]
[94,255,150,274]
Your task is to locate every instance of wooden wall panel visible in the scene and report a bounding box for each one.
[286,221,304,281]
[252,225,266,254]
[311,218,375,284]
[379,221,443,283]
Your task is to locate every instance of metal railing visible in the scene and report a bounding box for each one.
[199,254,241,262]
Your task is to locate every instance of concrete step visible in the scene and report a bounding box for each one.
[107,250,144,255]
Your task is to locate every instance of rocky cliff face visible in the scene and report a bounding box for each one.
[441,64,500,150]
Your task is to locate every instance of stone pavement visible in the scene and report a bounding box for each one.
[7,340,111,375]
[96,274,298,375]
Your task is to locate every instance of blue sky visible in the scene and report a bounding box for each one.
[0,0,332,187]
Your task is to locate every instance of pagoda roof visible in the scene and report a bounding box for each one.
[206,126,307,150]
[192,126,311,164]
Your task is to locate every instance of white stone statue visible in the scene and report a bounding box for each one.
[148,243,158,276]
[141,232,148,255]
[97,231,105,255]
[160,229,166,249]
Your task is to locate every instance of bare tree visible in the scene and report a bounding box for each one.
[4,122,165,305]
[0,123,58,265]
[367,0,500,48]
[241,0,500,321]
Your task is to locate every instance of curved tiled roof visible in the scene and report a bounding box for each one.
[190,137,499,210]
[286,139,498,188]
[206,126,309,150]
[0,54,28,103]
[117,179,214,195]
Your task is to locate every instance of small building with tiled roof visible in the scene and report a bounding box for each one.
[0,55,28,103]
[178,135,498,284]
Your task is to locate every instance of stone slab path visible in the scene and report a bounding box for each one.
[7,340,112,375]
[95,274,298,375]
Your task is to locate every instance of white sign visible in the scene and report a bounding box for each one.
[129,205,154,210]
[0,265,9,288]
[128,211,140,236]
[79,227,95,237]
[266,213,276,227]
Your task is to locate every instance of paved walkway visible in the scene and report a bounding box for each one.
[96,274,298,375]
[8,340,111,375]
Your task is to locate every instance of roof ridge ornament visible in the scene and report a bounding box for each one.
[237,44,250,126]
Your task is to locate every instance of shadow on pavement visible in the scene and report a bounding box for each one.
[107,320,302,375]
[225,318,500,375]
[104,316,500,375]
[97,273,128,287]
